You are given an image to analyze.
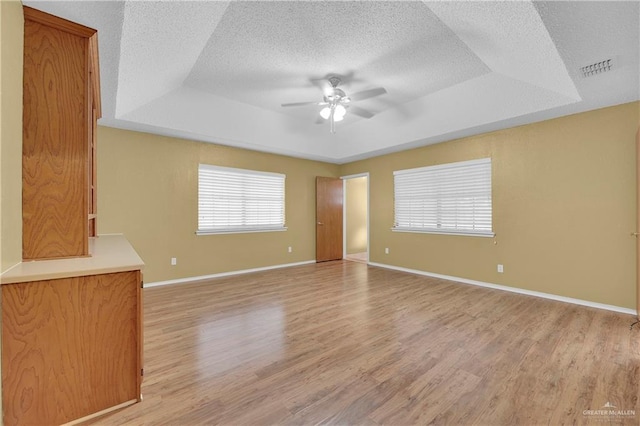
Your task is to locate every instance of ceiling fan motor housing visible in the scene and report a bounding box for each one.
[326,88,349,103]
[328,75,342,88]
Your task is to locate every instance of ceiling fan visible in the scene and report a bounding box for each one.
[281,76,387,134]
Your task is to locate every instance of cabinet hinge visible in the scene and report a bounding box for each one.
[141,281,144,289]
[141,368,144,376]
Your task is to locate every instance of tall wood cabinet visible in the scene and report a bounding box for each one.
[1,7,144,426]
[22,6,101,260]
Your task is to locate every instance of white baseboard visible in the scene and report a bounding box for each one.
[144,260,316,288]
[368,261,637,316]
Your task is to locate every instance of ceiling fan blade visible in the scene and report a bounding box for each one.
[349,105,375,119]
[349,87,387,102]
[310,77,332,95]
[281,101,321,107]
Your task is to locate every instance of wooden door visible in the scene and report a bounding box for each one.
[316,177,343,262]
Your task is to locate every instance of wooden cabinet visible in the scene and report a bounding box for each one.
[2,271,142,426]
[22,6,101,260]
[4,7,143,425]
[1,236,145,426]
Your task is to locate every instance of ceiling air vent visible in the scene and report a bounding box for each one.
[580,58,616,78]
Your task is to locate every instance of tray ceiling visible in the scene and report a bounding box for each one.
[24,1,640,163]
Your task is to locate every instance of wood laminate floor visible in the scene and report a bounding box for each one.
[88,261,639,425]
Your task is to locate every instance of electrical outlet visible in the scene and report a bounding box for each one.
[497,264,504,273]
[171,257,177,266]
[385,247,389,254]
[288,246,292,253]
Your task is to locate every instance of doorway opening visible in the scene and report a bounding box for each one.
[342,173,369,264]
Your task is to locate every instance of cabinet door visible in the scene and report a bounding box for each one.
[2,271,140,426]
[22,7,99,260]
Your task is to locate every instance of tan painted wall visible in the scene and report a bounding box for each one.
[1,0,23,273]
[341,102,639,309]
[0,0,24,421]
[345,176,367,254]
[97,126,339,283]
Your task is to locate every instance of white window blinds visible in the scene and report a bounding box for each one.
[198,164,286,234]
[393,158,493,236]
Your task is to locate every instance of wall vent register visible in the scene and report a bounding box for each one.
[580,58,615,78]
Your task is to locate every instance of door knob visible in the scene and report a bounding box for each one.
[317,222,324,225]
[632,232,639,237]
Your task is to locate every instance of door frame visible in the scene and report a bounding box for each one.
[341,172,370,263]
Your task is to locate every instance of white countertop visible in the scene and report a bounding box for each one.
[1,234,144,285]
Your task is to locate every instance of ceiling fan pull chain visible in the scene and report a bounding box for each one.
[330,105,336,134]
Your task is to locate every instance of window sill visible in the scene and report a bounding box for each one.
[391,228,495,238]
[196,227,287,236]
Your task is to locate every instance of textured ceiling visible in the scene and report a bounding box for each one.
[24,1,640,163]
[184,1,491,116]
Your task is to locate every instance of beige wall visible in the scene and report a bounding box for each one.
[345,176,367,254]
[97,126,339,283]
[1,0,23,273]
[341,102,639,309]
[99,104,638,308]
[0,0,24,422]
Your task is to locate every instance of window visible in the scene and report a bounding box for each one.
[393,158,493,236]
[197,164,286,234]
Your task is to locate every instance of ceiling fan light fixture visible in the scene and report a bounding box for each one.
[320,104,346,121]
[284,74,386,132]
